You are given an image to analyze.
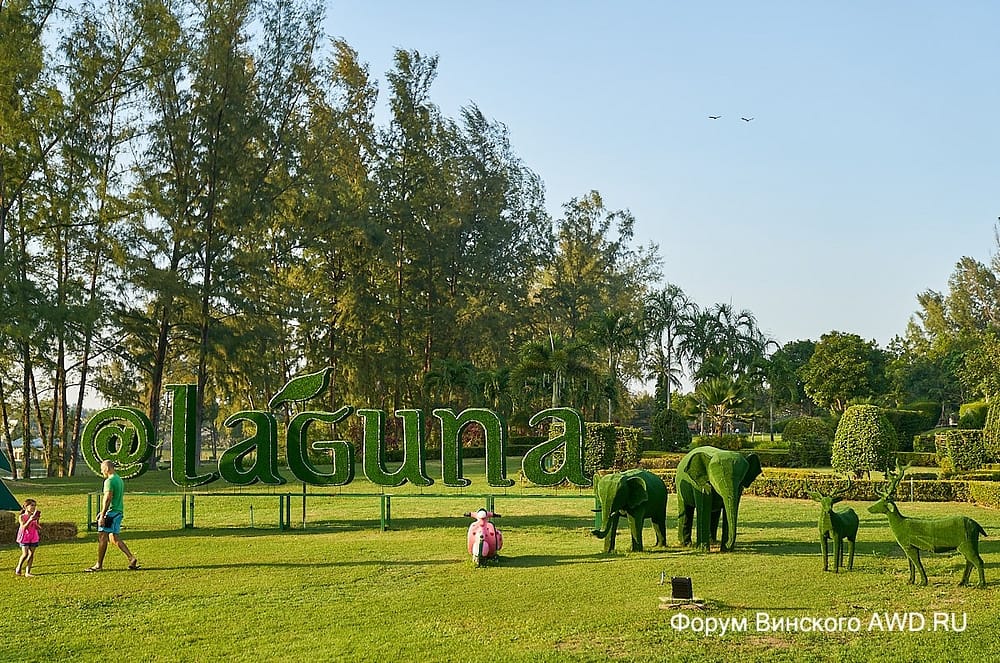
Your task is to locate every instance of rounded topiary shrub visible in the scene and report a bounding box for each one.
[782,416,834,467]
[959,400,988,429]
[649,408,692,451]
[832,404,898,478]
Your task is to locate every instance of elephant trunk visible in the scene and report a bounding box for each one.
[591,502,618,539]
[722,493,739,551]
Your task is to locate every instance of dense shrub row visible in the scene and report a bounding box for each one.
[745,477,970,502]
[935,429,986,475]
[894,451,938,467]
[640,470,981,504]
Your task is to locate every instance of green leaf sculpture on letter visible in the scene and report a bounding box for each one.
[868,462,988,587]
[269,367,333,408]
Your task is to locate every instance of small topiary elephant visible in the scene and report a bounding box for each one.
[675,446,762,551]
[591,469,668,553]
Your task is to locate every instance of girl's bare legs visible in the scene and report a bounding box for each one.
[15,548,29,575]
[24,548,36,576]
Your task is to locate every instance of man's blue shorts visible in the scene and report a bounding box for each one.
[98,511,122,534]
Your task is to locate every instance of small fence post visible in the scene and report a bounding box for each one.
[486,495,495,513]
[380,494,391,531]
[302,483,307,529]
[181,494,187,529]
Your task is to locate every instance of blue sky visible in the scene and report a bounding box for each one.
[324,1,1000,349]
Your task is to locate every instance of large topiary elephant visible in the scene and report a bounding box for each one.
[591,469,668,553]
[676,446,762,551]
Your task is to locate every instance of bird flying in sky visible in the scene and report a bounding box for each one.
[741,117,754,122]
[708,115,721,119]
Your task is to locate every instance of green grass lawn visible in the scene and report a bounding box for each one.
[3,465,1000,662]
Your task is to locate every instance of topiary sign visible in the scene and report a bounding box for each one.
[78,368,590,489]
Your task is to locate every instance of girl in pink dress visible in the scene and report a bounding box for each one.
[15,498,41,577]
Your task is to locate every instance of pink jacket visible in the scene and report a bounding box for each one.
[16,512,40,545]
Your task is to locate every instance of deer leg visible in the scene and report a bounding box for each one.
[957,542,986,588]
[833,536,842,573]
[912,548,928,586]
[847,536,855,571]
[820,535,829,572]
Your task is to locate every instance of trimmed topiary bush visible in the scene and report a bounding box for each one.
[832,404,898,478]
[782,416,834,467]
[958,400,988,429]
[648,408,692,451]
[901,401,941,428]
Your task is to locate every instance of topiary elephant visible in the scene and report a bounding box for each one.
[676,446,762,551]
[591,469,668,553]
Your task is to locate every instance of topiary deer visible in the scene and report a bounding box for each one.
[868,462,988,587]
[807,479,859,572]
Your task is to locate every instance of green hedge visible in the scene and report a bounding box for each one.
[982,401,1000,461]
[883,408,934,452]
[745,477,970,502]
[959,400,988,429]
[782,416,834,467]
[894,451,938,467]
[642,470,977,503]
[968,481,1000,508]
[690,434,745,451]
[639,453,686,470]
[935,429,986,475]
[912,431,938,453]
[614,427,644,470]
[582,423,616,477]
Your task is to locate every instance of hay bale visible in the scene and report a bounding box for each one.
[39,522,78,542]
[0,511,16,542]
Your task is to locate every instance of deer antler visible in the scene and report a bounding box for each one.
[831,476,853,499]
[883,461,912,498]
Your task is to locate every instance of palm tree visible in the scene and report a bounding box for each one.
[643,284,695,409]
[693,376,749,436]
[513,335,596,410]
[585,310,637,421]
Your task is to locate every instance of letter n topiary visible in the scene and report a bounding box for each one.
[832,405,897,478]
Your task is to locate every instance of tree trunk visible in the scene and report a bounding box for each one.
[0,378,18,481]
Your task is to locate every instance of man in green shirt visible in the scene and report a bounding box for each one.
[86,460,139,571]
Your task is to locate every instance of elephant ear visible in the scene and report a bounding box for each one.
[742,453,763,488]
[684,451,712,490]
[625,475,649,511]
